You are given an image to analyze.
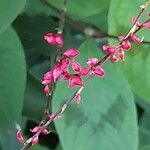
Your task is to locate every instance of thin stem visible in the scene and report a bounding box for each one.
[41,0,67,125]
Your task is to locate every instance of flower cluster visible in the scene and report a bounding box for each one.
[42,36,105,97]
[102,16,146,62]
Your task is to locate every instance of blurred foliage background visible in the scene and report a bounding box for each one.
[0,0,150,150]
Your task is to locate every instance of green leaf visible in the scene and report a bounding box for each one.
[23,73,47,122]
[108,0,150,102]
[52,40,138,150]
[0,0,26,34]
[48,0,109,18]
[24,0,56,17]
[139,112,150,150]
[0,27,26,149]
[31,144,49,150]
[13,14,58,56]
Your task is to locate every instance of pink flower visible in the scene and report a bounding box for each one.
[44,85,50,95]
[44,33,55,45]
[141,22,150,29]
[111,55,119,62]
[118,49,125,61]
[102,45,116,54]
[68,75,83,88]
[63,48,79,58]
[30,126,41,133]
[87,58,98,67]
[93,66,105,77]
[44,33,63,46]
[75,93,81,104]
[130,35,143,44]
[71,61,81,72]
[121,40,132,50]
[42,129,50,135]
[60,58,70,74]
[62,73,70,81]
[54,33,63,46]
[32,135,39,145]
[16,130,25,144]
[53,65,62,82]
[42,79,52,85]
[80,67,90,76]
[42,71,53,85]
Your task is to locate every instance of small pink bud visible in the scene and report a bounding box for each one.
[141,22,150,29]
[102,45,116,54]
[130,35,143,44]
[30,126,41,133]
[43,71,53,80]
[118,36,125,41]
[16,130,25,144]
[63,48,79,58]
[121,40,132,50]
[62,73,70,80]
[111,55,119,62]
[61,58,70,73]
[42,79,52,85]
[42,129,50,135]
[44,33,55,45]
[32,136,39,145]
[71,61,81,72]
[80,67,90,76]
[53,65,62,82]
[42,71,53,85]
[87,58,98,67]
[75,94,81,104]
[102,45,110,51]
[118,49,125,61]
[54,33,63,46]
[93,66,105,77]
[44,85,50,95]
[69,75,83,88]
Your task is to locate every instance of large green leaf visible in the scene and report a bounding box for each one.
[139,112,150,150]
[0,27,26,149]
[48,0,109,18]
[22,73,47,122]
[0,0,26,34]
[108,0,150,102]
[24,0,56,17]
[52,40,138,150]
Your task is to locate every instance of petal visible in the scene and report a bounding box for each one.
[130,35,143,44]
[53,65,62,82]
[32,136,39,145]
[75,94,81,104]
[80,67,90,76]
[87,57,98,67]
[121,40,132,50]
[118,49,125,61]
[54,33,64,45]
[68,75,83,88]
[30,126,41,133]
[44,33,56,45]
[71,61,81,72]
[16,130,25,144]
[94,66,105,77]
[63,48,79,58]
